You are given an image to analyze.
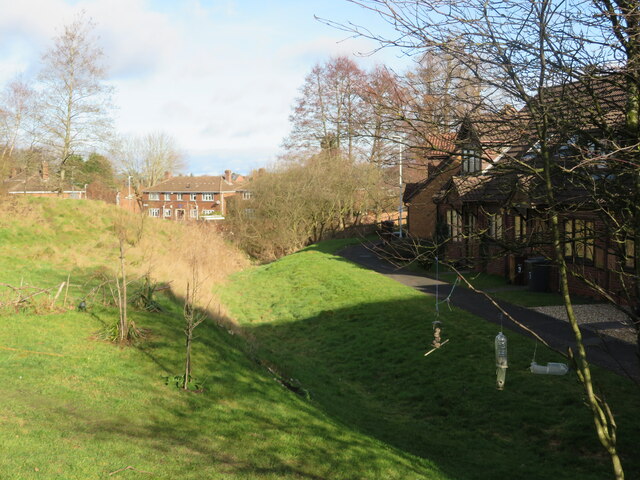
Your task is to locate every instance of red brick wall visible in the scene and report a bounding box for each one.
[406,165,458,239]
[141,191,241,221]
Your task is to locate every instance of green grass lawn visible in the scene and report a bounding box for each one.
[217,246,640,480]
[418,265,593,307]
[2,198,639,479]
[1,301,439,479]
[0,198,443,479]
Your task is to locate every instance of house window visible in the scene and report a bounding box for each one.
[149,208,160,217]
[190,209,198,218]
[201,209,216,216]
[176,193,183,200]
[149,193,160,201]
[190,193,197,201]
[164,193,171,201]
[163,208,172,218]
[564,219,594,263]
[446,209,462,241]
[464,213,477,237]
[461,148,481,173]
[202,193,214,201]
[531,217,547,243]
[625,238,635,269]
[488,212,503,239]
[514,215,527,241]
[244,208,255,217]
[242,191,252,200]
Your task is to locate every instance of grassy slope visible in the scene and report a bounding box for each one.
[217,243,640,480]
[0,198,439,479]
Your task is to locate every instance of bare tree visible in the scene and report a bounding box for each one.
[182,273,207,391]
[37,13,113,168]
[0,77,36,176]
[284,56,369,160]
[112,211,145,344]
[112,132,184,188]
[323,1,640,477]
[226,150,394,261]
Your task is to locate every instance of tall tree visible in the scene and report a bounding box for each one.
[112,132,184,188]
[38,13,113,168]
[327,1,640,477]
[285,56,368,159]
[0,77,36,176]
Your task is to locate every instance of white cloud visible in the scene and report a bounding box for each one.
[0,0,411,174]
[76,0,181,79]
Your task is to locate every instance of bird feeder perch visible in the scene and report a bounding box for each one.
[424,320,449,356]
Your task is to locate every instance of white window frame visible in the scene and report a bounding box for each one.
[176,193,183,200]
[564,219,594,263]
[149,208,160,217]
[514,214,527,241]
[625,238,635,269]
[202,193,214,201]
[190,208,198,218]
[242,191,252,200]
[446,209,462,242]
[164,193,171,201]
[149,193,160,201]
[465,212,477,237]
[163,208,172,218]
[190,193,197,201]
[461,148,481,173]
[201,209,216,215]
[489,211,503,239]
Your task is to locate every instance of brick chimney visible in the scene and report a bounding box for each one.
[225,169,232,183]
[164,171,172,180]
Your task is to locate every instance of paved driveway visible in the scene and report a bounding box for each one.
[339,243,640,380]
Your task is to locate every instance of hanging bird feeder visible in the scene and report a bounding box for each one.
[529,343,569,375]
[424,320,449,356]
[495,331,508,390]
[530,362,569,375]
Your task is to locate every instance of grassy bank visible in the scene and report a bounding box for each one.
[0,198,444,479]
[217,243,640,480]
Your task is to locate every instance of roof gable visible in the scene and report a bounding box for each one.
[143,175,244,193]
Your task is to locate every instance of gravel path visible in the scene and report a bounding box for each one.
[531,304,637,344]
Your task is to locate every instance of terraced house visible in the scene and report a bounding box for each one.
[3,161,86,199]
[141,170,247,221]
[405,74,639,306]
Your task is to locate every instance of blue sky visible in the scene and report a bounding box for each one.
[0,0,412,175]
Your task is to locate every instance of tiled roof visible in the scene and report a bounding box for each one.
[143,175,244,193]
[416,132,458,157]
[3,171,77,193]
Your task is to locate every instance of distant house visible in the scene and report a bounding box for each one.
[140,169,246,221]
[3,162,86,199]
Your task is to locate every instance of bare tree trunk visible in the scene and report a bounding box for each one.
[542,148,624,480]
[118,237,128,343]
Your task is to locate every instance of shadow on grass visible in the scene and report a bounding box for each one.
[46,298,438,479]
[26,268,638,479]
[239,297,640,480]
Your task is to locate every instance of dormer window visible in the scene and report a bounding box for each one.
[461,148,481,173]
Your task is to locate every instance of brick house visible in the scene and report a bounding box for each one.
[3,162,86,199]
[140,170,246,221]
[428,81,638,303]
[403,116,514,239]
[436,165,636,302]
